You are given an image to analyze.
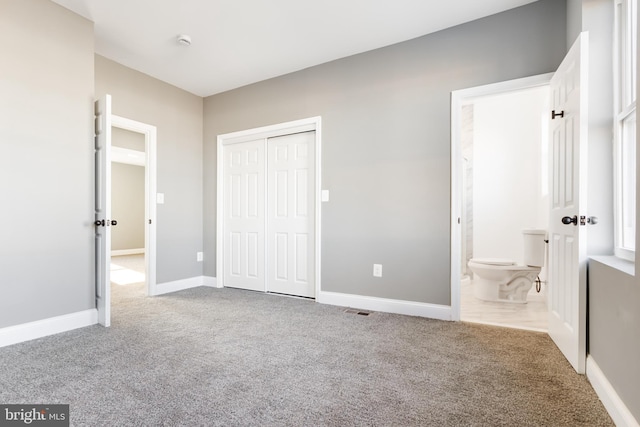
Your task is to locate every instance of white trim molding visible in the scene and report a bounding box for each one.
[152,276,204,296]
[587,356,640,427]
[152,276,222,295]
[317,291,452,320]
[0,309,98,348]
[202,276,219,288]
[111,248,145,256]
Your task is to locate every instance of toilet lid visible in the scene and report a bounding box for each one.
[470,258,516,266]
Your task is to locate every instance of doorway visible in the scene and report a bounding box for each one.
[110,127,147,294]
[217,117,321,299]
[94,97,157,327]
[452,35,589,373]
[110,115,157,298]
[450,74,552,331]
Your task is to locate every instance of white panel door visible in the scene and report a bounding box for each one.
[548,33,588,374]
[95,95,112,327]
[223,139,266,291]
[267,132,316,297]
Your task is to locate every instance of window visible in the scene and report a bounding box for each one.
[614,0,637,260]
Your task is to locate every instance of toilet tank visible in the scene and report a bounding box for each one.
[523,229,547,267]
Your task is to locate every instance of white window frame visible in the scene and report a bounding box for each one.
[613,0,637,261]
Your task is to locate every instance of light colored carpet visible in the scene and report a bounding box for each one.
[0,277,613,426]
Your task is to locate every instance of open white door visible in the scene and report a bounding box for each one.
[95,95,112,327]
[548,32,589,373]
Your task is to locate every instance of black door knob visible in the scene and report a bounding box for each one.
[562,215,578,226]
[110,220,118,226]
[94,219,105,227]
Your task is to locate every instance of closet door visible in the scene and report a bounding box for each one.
[223,139,265,291]
[267,132,315,297]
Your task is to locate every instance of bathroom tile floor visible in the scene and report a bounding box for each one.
[461,278,548,332]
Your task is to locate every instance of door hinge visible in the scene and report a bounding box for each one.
[149,219,152,224]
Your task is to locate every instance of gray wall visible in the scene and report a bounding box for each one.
[588,259,640,421]
[0,0,94,328]
[95,55,204,284]
[111,163,145,251]
[566,0,583,49]
[203,0,567,304]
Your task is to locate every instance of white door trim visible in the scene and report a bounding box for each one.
[217,117,322,298]
[449,73,553,321]
[111,114,158,296]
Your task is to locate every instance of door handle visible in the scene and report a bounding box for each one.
[562,215,578,226]
[94,219,117,226]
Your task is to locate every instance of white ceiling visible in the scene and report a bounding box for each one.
[51,0,538,97]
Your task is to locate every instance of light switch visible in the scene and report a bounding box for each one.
[156,193,165,204]
[321,190,329,202]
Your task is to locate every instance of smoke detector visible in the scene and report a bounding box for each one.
[177,34,192,46]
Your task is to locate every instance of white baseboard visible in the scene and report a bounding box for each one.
[0,309,98,348]
[317,291,452,320]
[152,276,204,296]
[111,248,145,256]
[152,276,222,295]
[202,276,219,288]
[587,355,640,427]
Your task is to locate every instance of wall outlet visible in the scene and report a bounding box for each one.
[197,252,203,262]
[373,264,382,277]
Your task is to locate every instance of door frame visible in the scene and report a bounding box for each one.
[110,115,158,296]
[449,73,553,321]
[216,117,322,298]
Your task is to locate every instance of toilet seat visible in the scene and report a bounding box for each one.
[470,258,515,266]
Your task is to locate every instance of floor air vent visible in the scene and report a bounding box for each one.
[344,308,372,316]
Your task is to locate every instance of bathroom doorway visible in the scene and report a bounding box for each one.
[451,74,551,332]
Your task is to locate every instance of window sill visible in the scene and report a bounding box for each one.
[589,255,635,277]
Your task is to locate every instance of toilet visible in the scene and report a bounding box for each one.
[467,229,547,303]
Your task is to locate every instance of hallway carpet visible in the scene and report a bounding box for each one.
[0,280,613,426]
